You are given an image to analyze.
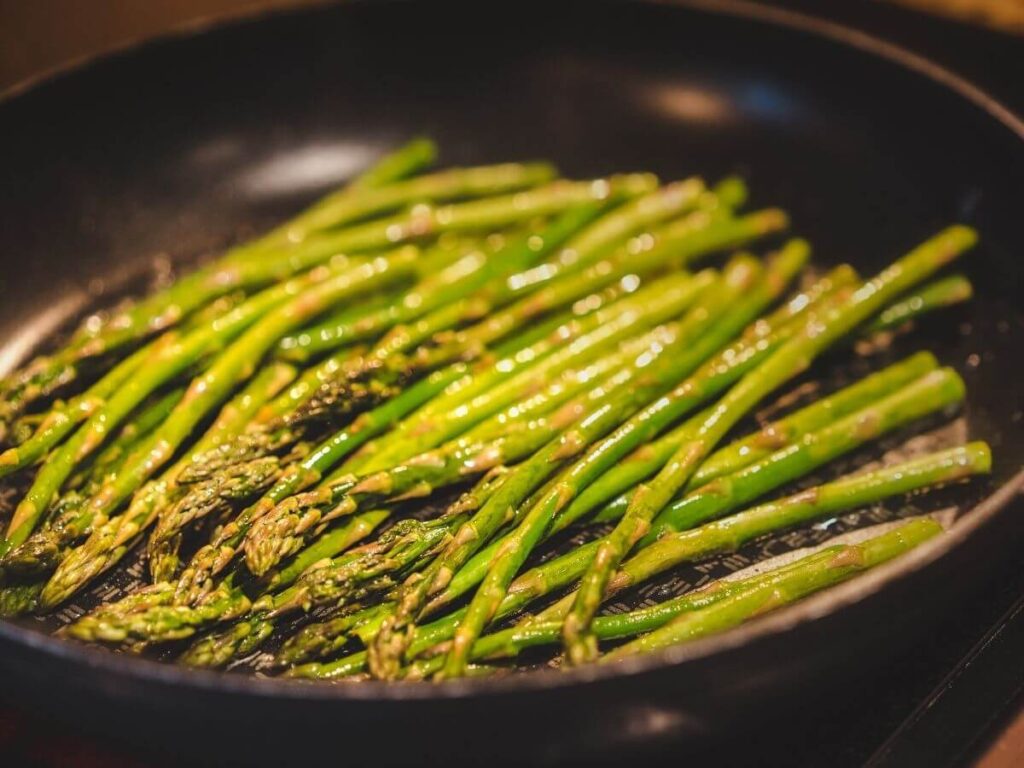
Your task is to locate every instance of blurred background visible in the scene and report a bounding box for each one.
[1,0,1022,91]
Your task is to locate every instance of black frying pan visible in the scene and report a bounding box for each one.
[0,1,1022,764]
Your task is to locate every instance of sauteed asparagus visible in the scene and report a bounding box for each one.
[0,139,987,681]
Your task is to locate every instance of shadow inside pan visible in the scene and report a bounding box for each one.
[0,0,1021,763]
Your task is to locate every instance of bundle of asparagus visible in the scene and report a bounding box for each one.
[0,139,988,682]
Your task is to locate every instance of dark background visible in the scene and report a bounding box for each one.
[0,1,1021,766]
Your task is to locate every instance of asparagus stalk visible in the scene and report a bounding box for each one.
[563,225,976,662]
[170,364,472,606]
[168,283,648,605]
[544,443,988,634]
[250,159,561,252]
[429,361,962,626]
[639,367,963,540]
[743,265,859,340]
[355,269,733,475]
[0,367,293,610]
[68,386,186,493]
[436,243,808,677]
[413,207,787,374]
[0,387,185,580]
[3,165,614,432]
[75,469,507,658]
[289,443,982,678]
[340,271,666,476]
[306,198,773,440]
[275,203,611,362]
[381,517,945,675]
[241,323,689,606]
[1,267,331,554]
[602,518,942,661]
[278,178,709,363]
[864,273,973,333]
[144,362,300,581]
[93,158,552,338]
[64,509,391,648]
[568,352,939,531]
[269,270,966,669]
[566,268,970,532]
[369,254,776,678]
[247,138,439,249]
[242,270,714,576]
[177,510,391,667]
[350,322,689,501]
[0,144,512,426]
[340,138,437,192]
[380,517,943,675]
[38,249,425,607]
[0,342,163,478]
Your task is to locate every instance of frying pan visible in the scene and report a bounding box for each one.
[0,0,1021,764]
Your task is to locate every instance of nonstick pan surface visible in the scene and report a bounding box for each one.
[0,0,1021,764]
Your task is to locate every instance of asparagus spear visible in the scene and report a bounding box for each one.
[38,249,425,607]
[0,390,183,582]
[0,366,295,607]
[296,198,775,446]
[420,360,962,630]
[1,267,330,554]
[436,244,809,677]
[197,473,519,664]
[359,266,743,474]
[68,386,186,493]
[359,181,745,369]
[0,342,164,478]
[277,178,708,363]
[412,207,786,375]
[64,508,392,648]
[246,138,440,249]
[500,445,983,659]
[0,144,512,427]
[637,367,963,539]
[354,257,950,487]
[543,442,988,636]
[241,323,691,604]
[349,322,690,500]
[370,518,942,675]
[265,270,967,669]
[563,225,976,662]
[340,138,437,192]
[177,510,392,667]
[72,468,507,655]
[276,235,496,362]
[602,518,942,661]
[169,363,473,607]
[289,443,982,678]
[296,266,690,474]
[3,166,622,433]
[250,159,561,251]
[863,273,972,334]
[565,269,972,532]
[166,269,673,601]
[340,269,669,474]
[567,352,939,531]
[275,203,612,362]
[242,271,714,576]
[144,363,300,581]
[18,362,293,588]
[84,157,551,342]
[369,253,784,678]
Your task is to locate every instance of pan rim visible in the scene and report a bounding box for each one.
[0,0,1021,702]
